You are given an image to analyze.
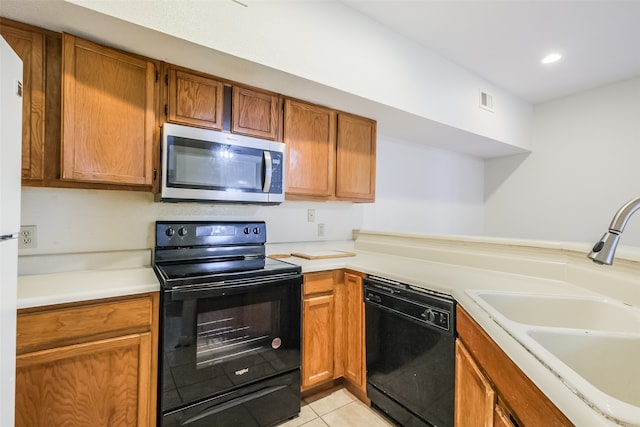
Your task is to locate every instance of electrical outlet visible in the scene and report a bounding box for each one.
[317,223,325,237]
[19,225,37,249]
[307,209,316,223]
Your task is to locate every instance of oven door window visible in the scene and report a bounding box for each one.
[166,136,270,193]
[162,280,301,412]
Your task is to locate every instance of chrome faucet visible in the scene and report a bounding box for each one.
[588,197,640,265]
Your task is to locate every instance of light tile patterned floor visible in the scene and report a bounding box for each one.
[280,387,396,427]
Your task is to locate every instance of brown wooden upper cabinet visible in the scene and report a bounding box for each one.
[163,65,281,140]
[336,113,376,202]
[0,19,46,183]
[5,17,373,196]
[61,33,158,186]
[284,98,376,202]
[284,99,337,198]
[165,65,224,130]
[232,85,280,140]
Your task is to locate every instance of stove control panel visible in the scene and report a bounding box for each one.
[156,221,267,248]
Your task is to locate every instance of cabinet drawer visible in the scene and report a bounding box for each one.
[17,296,154,354]
[303,271,335,296]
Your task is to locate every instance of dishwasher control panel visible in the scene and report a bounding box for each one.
[420,307,451,331]
[363,276,455,334]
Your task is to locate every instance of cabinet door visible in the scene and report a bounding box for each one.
[494,403,518,427]
[61,33,156,185]
[0,21,45,182]
[15,332,153,426]
[336,113,376,201]
[284,99,336,198]
[455,339,496,427]
[457,307,573,427]
[302,294,335,389]
[343,272,365,388]
[166,67,224,130]
[232,85,279,140]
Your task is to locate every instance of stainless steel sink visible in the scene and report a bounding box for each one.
[470,291,640,333]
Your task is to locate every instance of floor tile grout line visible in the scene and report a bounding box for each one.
[299,387,396,427]
[314,399,356,418]
[318,399,356,419]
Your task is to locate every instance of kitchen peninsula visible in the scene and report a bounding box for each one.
[17,229,640,426]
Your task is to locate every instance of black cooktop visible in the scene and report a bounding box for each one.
[153,221,301,289]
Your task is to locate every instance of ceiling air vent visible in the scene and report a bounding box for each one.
[479,90,494,112]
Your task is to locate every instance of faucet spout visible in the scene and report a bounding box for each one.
[588,197,640,265]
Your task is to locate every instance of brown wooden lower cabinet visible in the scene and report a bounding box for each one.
[455,339,496,426]
[342,271,367,400]
[301,270,367,400]
[15,292,159,427]
[494,401,518,427]
[302,291,336,389]
[456,306,573,427]
[301,271,337,390]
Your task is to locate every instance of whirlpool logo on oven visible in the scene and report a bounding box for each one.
[235,368,250,376]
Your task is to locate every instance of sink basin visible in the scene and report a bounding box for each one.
[528,330,640,408]
[467,290,640,424]
[469,291,640,333]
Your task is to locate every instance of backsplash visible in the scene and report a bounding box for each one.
[19,187,365,255]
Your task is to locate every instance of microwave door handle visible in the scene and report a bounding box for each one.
[262,150,273,192]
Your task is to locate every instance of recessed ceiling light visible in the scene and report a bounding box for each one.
[542,53,562,64]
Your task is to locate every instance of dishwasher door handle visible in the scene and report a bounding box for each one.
[366,293,382,303]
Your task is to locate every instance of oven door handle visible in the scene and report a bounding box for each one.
[167,273,301,300]
[181,384,287,425]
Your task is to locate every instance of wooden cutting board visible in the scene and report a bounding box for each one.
[268,254,292,259]
[290,250,356,260]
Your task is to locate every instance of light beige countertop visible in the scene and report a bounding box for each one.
[17,267,159,309]
[279,232,640,427]
[17,232,640,426]
[17,249,159,309]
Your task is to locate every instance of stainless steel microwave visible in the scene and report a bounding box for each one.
[159,123,285,204]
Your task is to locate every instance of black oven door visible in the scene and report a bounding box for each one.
[160,275,302,417]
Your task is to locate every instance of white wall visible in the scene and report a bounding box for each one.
[19,188,364,254]
[485,76,640,247]
[362,136,485,235]
[19,135,485,255]
[18,0,530,153]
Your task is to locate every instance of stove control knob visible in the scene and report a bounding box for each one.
[253,227,260,234]
[165,227,175,237]
[244,227,251,234]
[178,227,188,237]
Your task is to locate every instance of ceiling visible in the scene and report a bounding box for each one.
[342,0,640,104]
[2,0,637,156]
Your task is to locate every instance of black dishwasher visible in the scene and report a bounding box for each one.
[364,276,456,427]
